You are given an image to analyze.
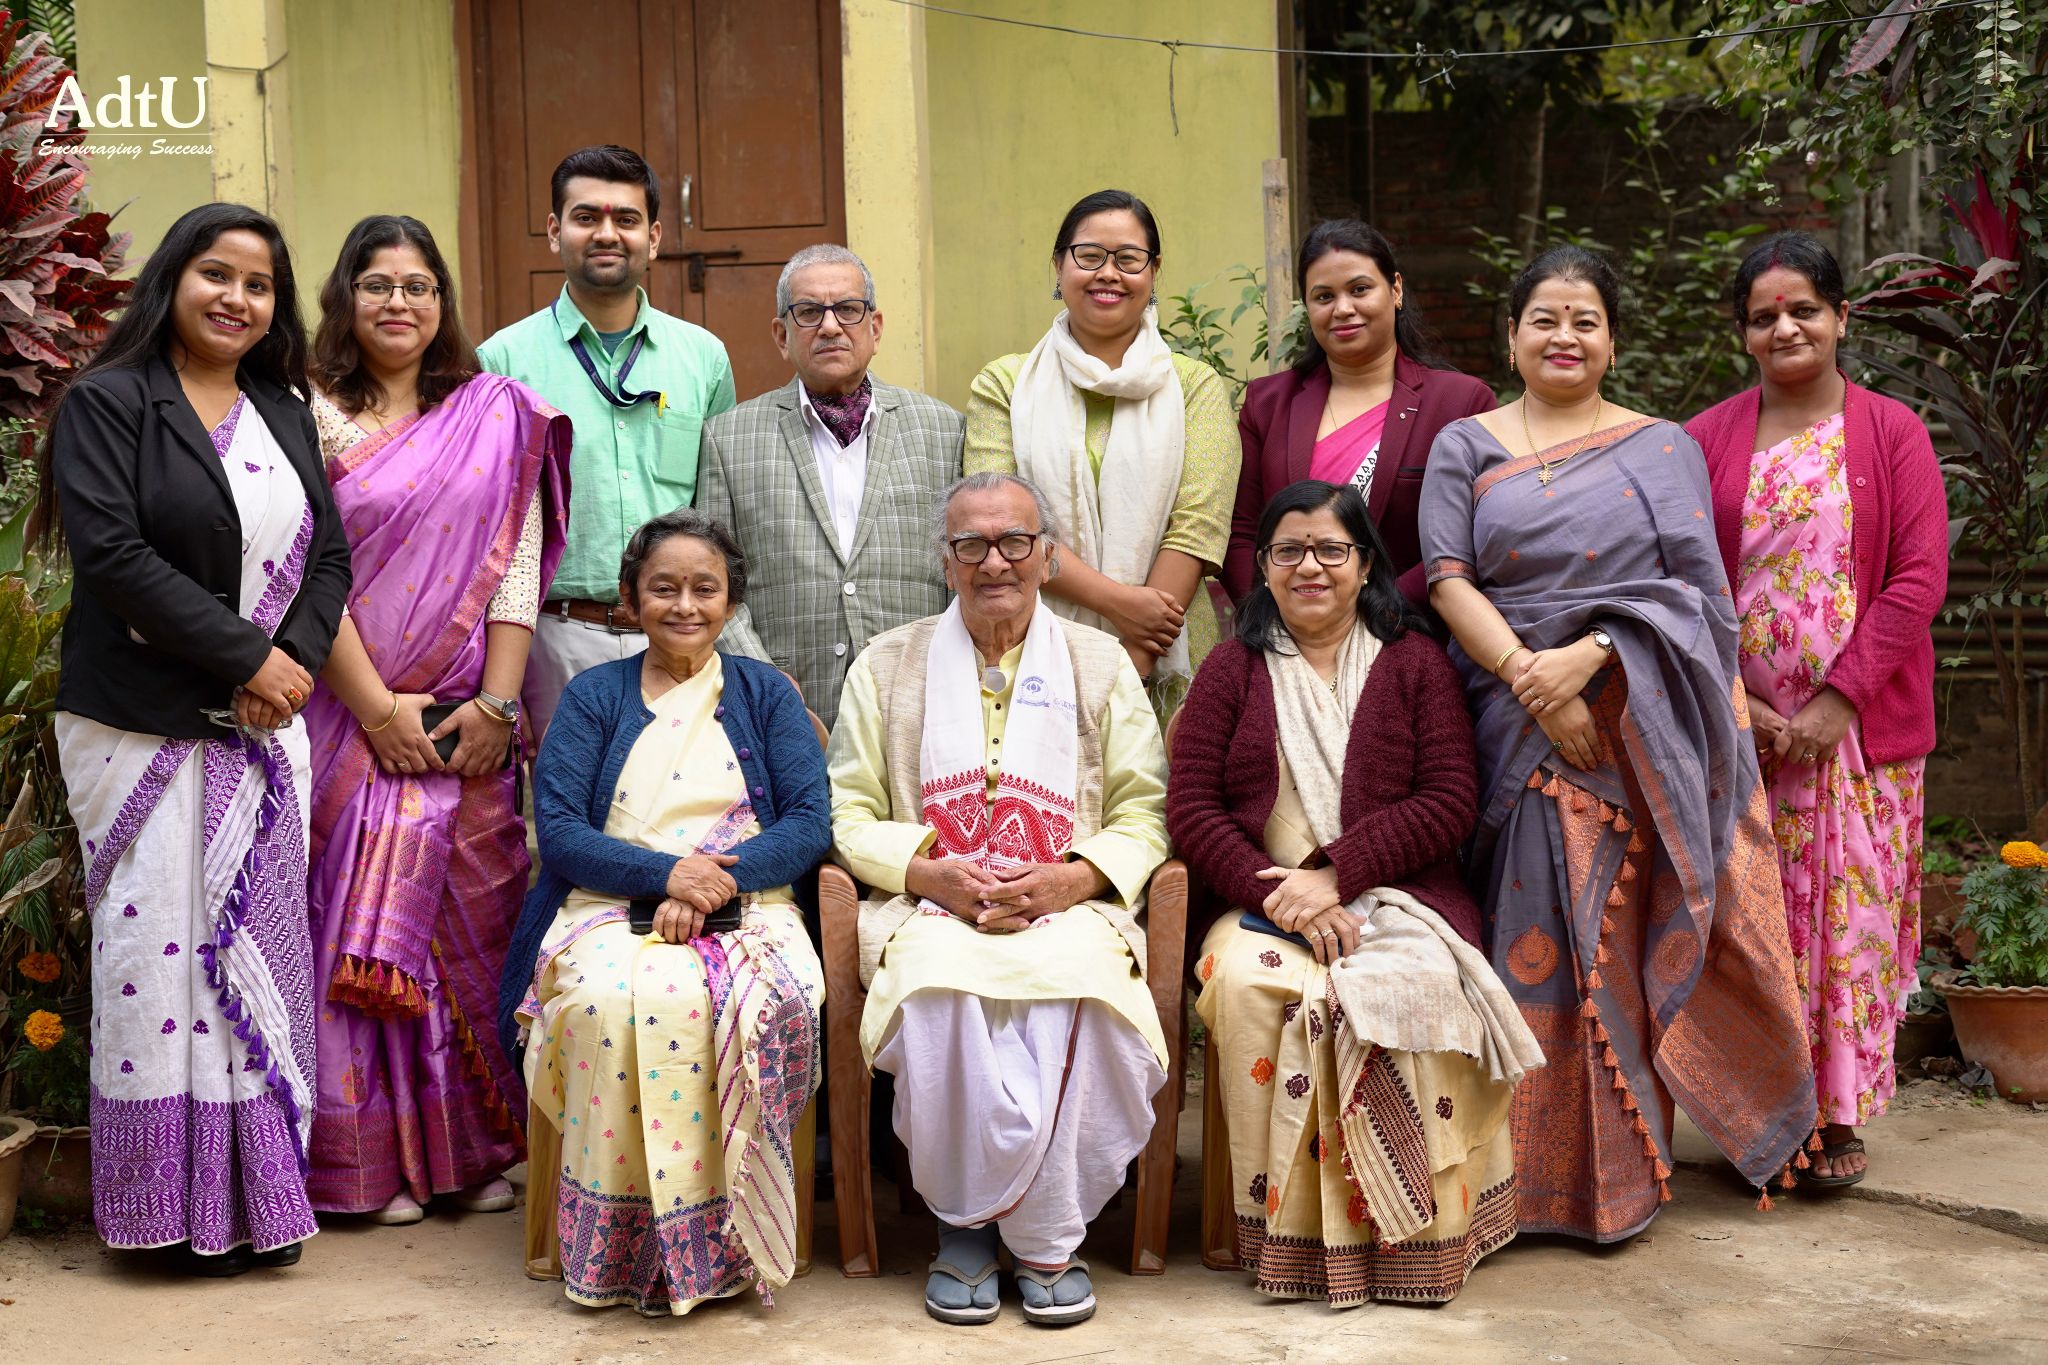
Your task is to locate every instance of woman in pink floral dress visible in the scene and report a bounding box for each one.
[1688,233,1950,1187]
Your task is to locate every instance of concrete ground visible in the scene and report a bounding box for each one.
[3,1077,2045,1364]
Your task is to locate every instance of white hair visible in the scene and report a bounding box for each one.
[929,472,1063,571]
[775,244,875,314]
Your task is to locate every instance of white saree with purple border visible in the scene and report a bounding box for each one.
[57,393,320,1255]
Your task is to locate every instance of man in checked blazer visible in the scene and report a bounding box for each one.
[700,245,964,728]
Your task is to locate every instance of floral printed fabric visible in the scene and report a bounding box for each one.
[1736,411,1922,1126]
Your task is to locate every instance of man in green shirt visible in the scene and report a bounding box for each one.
[477,143,736,735]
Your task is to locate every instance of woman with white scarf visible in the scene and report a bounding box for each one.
[965,189,1242,722]
[1166,480,1543,1306]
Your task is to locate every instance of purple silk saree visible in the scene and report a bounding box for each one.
[1419,416,1814,1240]
[302,374,569,1211]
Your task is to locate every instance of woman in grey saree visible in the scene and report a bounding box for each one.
[1418,248,1814,1243]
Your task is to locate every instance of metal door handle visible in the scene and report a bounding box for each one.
[681,173,693,228]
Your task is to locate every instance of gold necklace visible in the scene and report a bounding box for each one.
[1524,396,1604,485]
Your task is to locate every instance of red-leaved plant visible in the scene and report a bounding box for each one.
[0,5,130,423]
[1850,159,2047,816]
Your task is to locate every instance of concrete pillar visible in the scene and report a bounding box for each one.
[203,0,293,230]
[840,0,935,395]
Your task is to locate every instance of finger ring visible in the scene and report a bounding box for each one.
[1804,750,1817,761]
[397,759,410,771]
[1552,739,1564,750]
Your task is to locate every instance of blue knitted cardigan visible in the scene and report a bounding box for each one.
[494,651,831,1067]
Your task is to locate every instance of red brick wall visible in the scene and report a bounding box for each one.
[1304,101,1832,389]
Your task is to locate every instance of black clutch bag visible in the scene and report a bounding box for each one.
[1238,911,1314,951]
[629,896,744,937]
[420,701,516,769]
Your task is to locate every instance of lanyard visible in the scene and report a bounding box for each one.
[552,300,666,414]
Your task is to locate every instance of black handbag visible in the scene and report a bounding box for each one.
[419,700,516,769]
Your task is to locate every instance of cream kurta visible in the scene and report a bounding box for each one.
[829,632,1170,1064]
[826,611,1171,1265]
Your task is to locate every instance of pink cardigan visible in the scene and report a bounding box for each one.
[1685,377,1948,763]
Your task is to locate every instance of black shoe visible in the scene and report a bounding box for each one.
[163,1242,254,1277]
[252,1241,302,1268]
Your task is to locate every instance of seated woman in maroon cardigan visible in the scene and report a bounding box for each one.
[1167,480,1541,1307]
[1686,232,1949,1190]
[1225,221,1496,607]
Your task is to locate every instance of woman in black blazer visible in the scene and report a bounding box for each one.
[37,203,350,1275]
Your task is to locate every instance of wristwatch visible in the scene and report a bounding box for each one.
[477,689,521,723]
[1587,627,1615,657]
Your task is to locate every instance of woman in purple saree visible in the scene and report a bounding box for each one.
[1420,248,1814,1243]
[301,217,569,1223]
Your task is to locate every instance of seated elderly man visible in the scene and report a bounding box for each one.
[826,472,1170,1327]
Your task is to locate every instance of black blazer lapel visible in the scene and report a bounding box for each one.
[146,355,235,510]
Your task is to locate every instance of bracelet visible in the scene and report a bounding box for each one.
[361,694,401,733]
[473,695,513,724]
[1493,644,1529,678]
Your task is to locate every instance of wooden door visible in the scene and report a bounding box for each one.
[469,0,845,400]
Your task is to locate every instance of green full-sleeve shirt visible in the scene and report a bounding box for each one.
[477,286,736,603]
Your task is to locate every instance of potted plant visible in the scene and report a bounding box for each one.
[1935,842,2048,1102]
[1894,948,1954,1069]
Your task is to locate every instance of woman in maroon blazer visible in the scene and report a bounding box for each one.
[1226,220,1496,606]
[1169,479,1539,1306]
[1686,231,1948,1192]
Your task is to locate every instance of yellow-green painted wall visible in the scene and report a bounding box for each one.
[923,0,1280,407]
[73,0,212,267]
[73,0,460,321]
[282,0,462,317]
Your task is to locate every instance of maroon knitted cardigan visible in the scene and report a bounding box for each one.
[1166,630,1482,946]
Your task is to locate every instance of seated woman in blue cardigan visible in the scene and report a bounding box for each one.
[496,509,830,1318]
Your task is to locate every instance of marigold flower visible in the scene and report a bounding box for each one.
[17,950,60,984]
[2000,841,2048,869]
[23,1009,64,1052]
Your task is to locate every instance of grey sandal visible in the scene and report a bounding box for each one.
[925,1222,1001,1325]
[1014,1257,1095,1326]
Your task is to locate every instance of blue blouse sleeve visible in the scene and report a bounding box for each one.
[727,663,832,893]
[531,673,679,900]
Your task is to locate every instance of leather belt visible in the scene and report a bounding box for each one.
[547,599,641,633]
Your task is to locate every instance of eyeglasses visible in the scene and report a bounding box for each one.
[946,532,1041,565]
[782,298,874,328]
[354,278,442,308]
[1063,243,1157,275]
[1260,540,1368,568]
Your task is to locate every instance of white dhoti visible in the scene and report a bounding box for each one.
[874,991,1164,1264]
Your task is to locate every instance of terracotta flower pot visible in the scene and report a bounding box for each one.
[0,1114,37,1240]
[17,1125,92,1220]
[1935,974,2048,1103]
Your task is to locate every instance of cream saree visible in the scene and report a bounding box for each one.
[516,658,822,1315]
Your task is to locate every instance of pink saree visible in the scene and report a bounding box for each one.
[301,374,570,1212]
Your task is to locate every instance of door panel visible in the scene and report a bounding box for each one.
[699,264,787,400]
[472,0,843,401]
[692,2,829,230]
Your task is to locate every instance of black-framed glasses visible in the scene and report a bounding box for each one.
[1260,540,1368,568]
[947,532,1041,565]
[782,298,874,328]
[354,278,441,307]
[1063,243,1157,274]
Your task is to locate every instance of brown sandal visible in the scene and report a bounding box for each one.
[1803,1137,1867,1189]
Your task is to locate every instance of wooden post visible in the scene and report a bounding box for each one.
[1262,157,1293,374]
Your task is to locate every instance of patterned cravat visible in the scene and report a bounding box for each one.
[808,376,873,447]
